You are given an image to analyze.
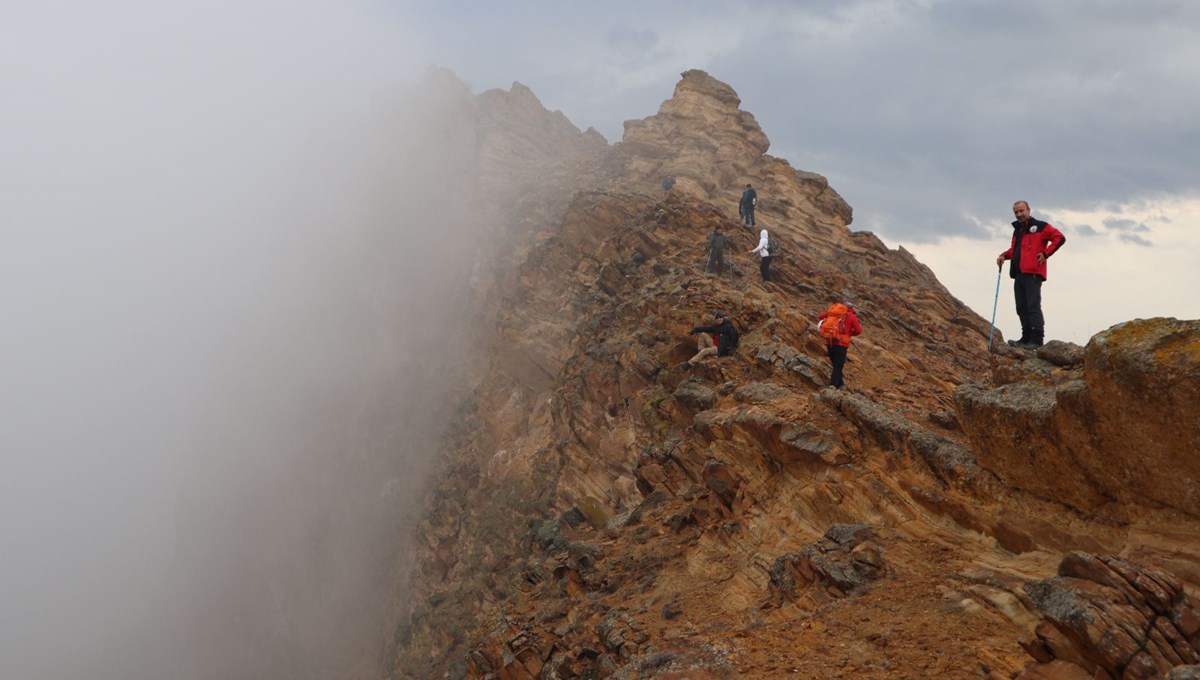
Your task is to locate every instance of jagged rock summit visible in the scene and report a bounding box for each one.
[386,70,1200,680]
[610,69,853,242]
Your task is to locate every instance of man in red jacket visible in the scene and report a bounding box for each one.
[995,200,1066,349]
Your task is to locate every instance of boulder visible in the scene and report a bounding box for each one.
[1036,340,1085,368]
[769,524,886,601]
[1018,553,1200,679]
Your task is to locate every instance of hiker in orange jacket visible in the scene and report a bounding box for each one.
[818,303,862,389]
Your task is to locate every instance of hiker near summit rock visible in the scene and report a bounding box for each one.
[994,200,1066,349]
[739,184,757,226]
[686,311,739,367]
[817,302,862,389]
[706,225,732,275]
[749,228,773,282]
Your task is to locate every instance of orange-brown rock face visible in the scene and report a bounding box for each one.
[1018,552,1200,679]
[955,318,1200,522]
[387,71,1200,680]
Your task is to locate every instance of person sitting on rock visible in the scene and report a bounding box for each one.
[685,311,740,367]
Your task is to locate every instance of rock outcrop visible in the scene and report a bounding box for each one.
[386,70,1200,680]
[956,318,1200,521]
[1019,552,1200,679]
[606,70,854,251]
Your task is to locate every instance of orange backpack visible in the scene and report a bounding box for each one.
[818,303,849,341]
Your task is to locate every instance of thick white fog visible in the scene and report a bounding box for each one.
[2,4,484,679]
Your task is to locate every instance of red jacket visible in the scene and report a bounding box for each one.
[1000,218,1066,280]
[818,305,862,347]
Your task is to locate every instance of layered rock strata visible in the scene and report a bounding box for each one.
[1019,552,1200,679]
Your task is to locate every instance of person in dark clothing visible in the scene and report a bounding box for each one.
[662,175,675,192]
[739,184,757,226]
[686,311,739,367]
[995,200,1066,349]
[706,226,731,275]
[817,302,862,389]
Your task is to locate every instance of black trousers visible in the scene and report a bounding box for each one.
[742,206,755,225]
[827,344,848,387]
[1013,273,1044,343]
[759,255,772,281]
[707,249,726,274]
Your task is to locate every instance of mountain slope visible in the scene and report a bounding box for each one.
[387,71,1200,680]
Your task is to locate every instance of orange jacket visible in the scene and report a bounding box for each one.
[818,304,862,347]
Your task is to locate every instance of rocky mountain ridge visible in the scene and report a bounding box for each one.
[387,70,1200,680]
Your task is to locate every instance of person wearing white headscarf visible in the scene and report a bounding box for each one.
[749,228,772,282]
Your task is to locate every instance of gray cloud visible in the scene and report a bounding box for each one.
[706,1,1200,241]
[1103,218,1151,233]
[605,23,658,53]
[1119,232,1154,246]
[1073,223,1101,237]
[1,5,486,680]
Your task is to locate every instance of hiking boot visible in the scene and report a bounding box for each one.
[1017,340,1043,350]
[1006,339,1025,347]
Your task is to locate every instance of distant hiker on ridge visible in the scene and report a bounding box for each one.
[706,225,732,276]
[662,175,675,192]
[685,311,739,368]
[817,302,862,390]
[995,200,1066,349]
[749,228,774,282]
[739,184,757,226]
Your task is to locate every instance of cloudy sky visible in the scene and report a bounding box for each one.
[397,0,1200,344]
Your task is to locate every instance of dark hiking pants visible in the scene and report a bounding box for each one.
[827,344,848,387]
[708,250,726,274]
[759,255,772,282]
[1013,273,1044,343]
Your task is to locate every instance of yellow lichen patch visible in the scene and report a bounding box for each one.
[1153,333,1200,367]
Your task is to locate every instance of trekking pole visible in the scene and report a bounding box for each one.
[705,248,712,273]
[987,267,1001,351]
